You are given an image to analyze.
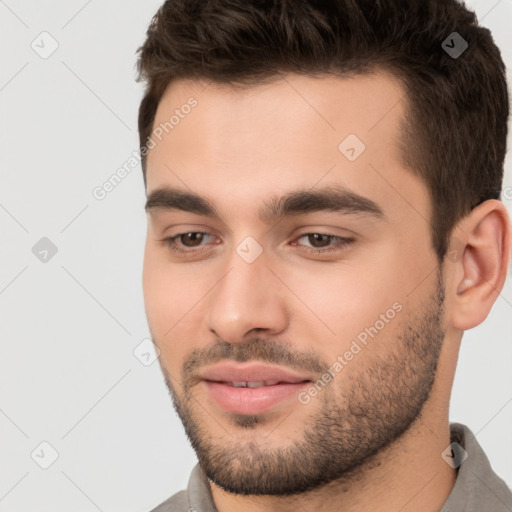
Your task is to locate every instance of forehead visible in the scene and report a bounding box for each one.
[145,71,429,228]
[147,69,406,171]
[150,70,407,153]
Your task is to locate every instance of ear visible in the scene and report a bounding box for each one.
[447,199,511,331]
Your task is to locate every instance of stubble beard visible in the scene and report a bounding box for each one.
[160,269,446,496]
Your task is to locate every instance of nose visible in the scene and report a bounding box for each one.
[206,246,289,344]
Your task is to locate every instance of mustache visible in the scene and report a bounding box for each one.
[181,338,330,386]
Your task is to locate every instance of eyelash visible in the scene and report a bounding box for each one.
[160,232,354,256]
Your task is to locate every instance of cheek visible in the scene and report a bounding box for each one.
[142,246,208,363]
[142,269,187,381]
[142,240,417,371]
[285,260,405,338]
[143,244,184,338]
[288,271,408,383]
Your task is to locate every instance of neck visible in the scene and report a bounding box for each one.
[208,412,457,512]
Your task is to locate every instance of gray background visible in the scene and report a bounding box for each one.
[0,1,511,510]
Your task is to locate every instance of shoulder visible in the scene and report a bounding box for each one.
[149,490,191,512]
[443,422,512,512]
[148,463,215,512]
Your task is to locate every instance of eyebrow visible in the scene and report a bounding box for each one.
[145,185,386,222]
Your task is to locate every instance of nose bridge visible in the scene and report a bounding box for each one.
[206,240,288,342]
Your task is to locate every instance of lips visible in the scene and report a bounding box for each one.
[199,361,313,415]
[199,361,313,384]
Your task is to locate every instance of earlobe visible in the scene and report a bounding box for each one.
[449,199,511,331]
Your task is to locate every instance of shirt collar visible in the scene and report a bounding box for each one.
[441,422,512,511]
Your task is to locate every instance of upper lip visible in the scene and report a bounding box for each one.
[199,361,313,384]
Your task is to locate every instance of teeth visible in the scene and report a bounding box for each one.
[228,381,280,388]
[246,381,265,388]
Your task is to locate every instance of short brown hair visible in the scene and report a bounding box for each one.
[136,0,509,262]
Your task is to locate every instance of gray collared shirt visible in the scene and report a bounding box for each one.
[149,422,512,511]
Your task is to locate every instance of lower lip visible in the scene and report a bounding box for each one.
[204,380,310,415]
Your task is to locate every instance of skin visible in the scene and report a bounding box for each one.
[142,71,511,512]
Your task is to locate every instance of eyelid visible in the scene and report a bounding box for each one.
[160,229,355,256]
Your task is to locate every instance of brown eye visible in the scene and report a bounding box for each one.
[162,232,217,255]
[292,233,355,255]
[179,232,206,247]
[306,233,332,248]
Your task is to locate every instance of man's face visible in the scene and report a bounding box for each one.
[142,72,448,494]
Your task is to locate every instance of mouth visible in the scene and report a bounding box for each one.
[215,380,301,387]
[198,362,313,415]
